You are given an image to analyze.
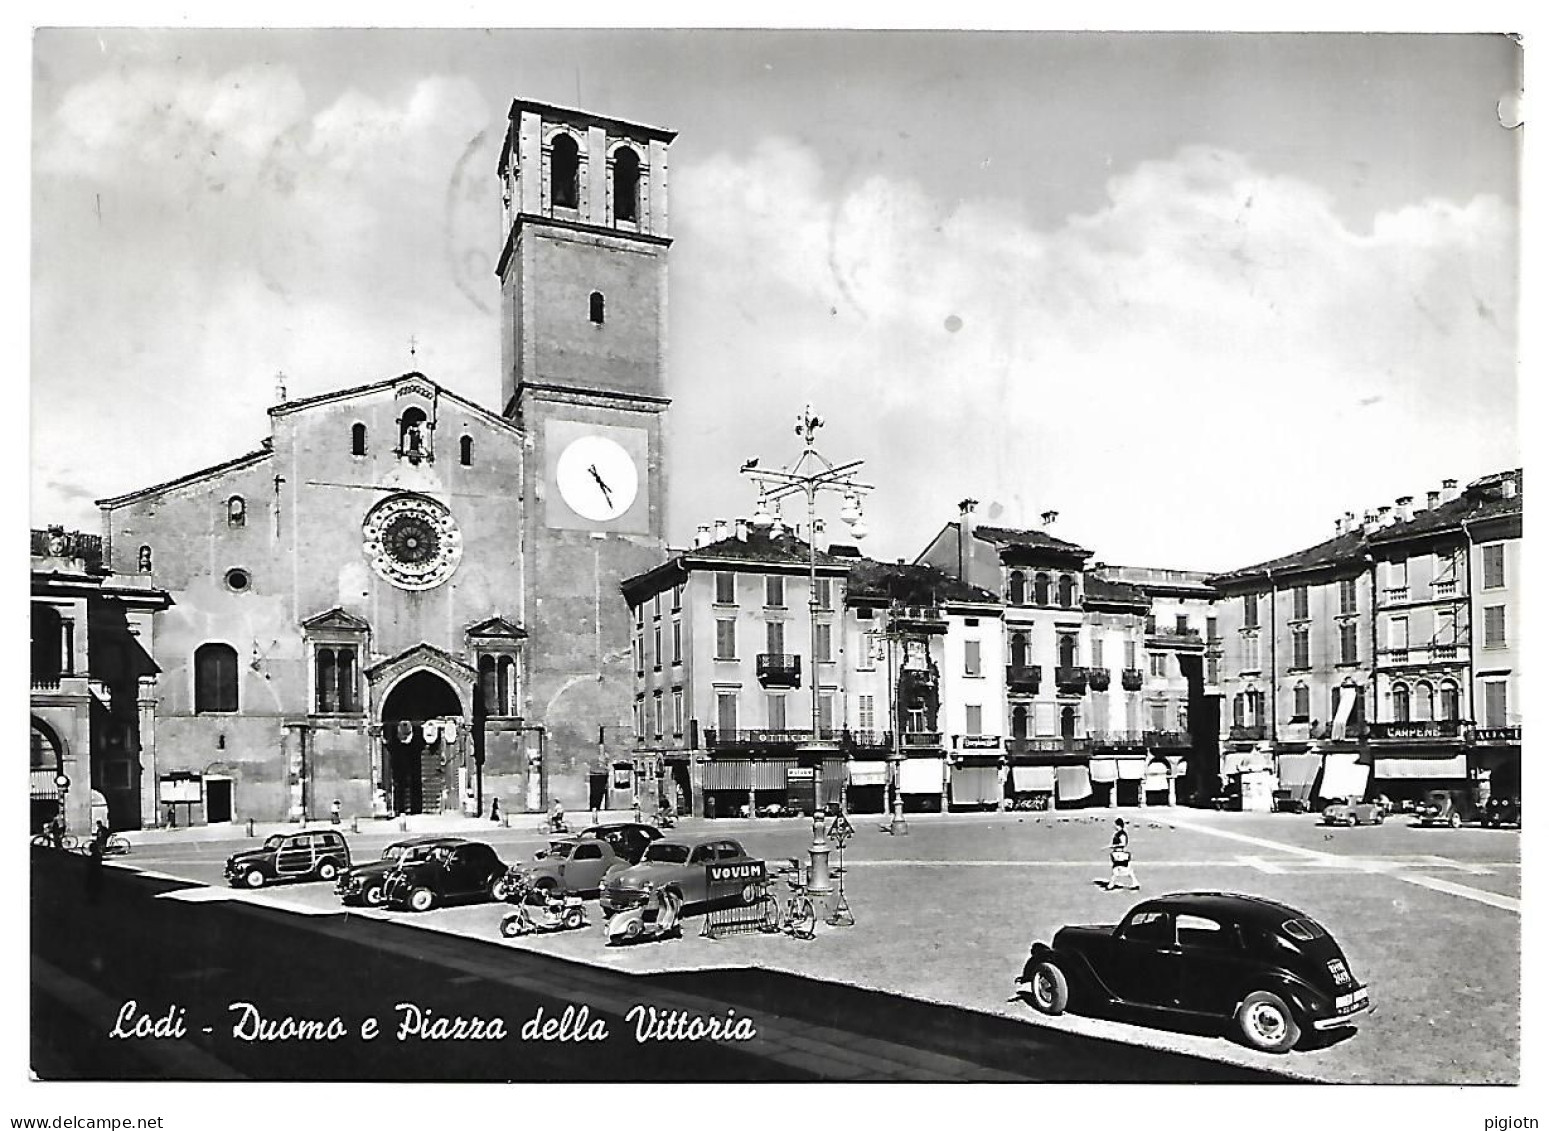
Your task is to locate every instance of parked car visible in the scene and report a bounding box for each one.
[380,840,507,912]
[1483,795,1521,829]
[538,822,663,867]
[1015,891,1372,1054]
[225,829,352,889]
[335,835,466,906]
[600,835,759,916]
[517,835,631,898]
[1320,798,1385,826]
[1415,789,1475,828]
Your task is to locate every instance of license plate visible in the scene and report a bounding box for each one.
[1336,987,1369,1012]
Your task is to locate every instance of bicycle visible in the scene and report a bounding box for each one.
[30,832,79,851]
[760,870,817,940]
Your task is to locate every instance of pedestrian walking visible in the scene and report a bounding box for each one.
[1105,817,1140,891]
[489,797,501,823]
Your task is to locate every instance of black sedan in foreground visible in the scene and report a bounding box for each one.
[1016,892,1371,1053]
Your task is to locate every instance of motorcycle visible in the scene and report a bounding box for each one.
[604,882,684,946]
[498,873,588,937]
[655,806,677,830]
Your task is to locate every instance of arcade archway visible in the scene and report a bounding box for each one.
[380,672,462,815]
[30,719,64,831]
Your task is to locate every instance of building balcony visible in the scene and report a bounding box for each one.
[1120,668,1144,691]
[1006,736,1091,756]
[1005,664,1041,694]
[704,728,844,750]
[900,731,944,749]
[1145,730,1192,749]
[1147,626,1203,645]
[843,729,895,751]
[1087,667,1112,692]
[888,605,948,635]
[1432,579,1458,597]
[1054,666,1088,695]
[1368,720,1465,742]
[1228,724,1267,741]
[1090,729,1146,749]
[756,653,802,688]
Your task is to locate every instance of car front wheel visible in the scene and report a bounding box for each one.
[1027,961,1069,1016]
[1236,991,1301,1053]
[243,868,266,889]
[408,887,436,912]
[1448,813,1462,829]
[364,884,385,907]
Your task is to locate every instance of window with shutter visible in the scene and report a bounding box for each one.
[1483,605,1506,649]
[716,619,737,660]
[964,640,981,676]
[1482,544,1506,589]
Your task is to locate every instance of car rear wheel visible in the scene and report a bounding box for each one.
[317,860,339,882]
[1236,991,1301,1053]
[1028,961,1069,1016]
[1345,815,1358,827]
[243,868,266,889]
[408,887,436,912]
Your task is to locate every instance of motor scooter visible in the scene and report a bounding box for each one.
[604,882,684,945]
[499,875,588,937]
[655,805,677,830]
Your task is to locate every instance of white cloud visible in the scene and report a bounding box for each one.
[669,140,1518,570]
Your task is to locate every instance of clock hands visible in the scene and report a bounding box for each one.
[587,463,615,508]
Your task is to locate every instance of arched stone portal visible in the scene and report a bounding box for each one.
[380,672,462,816]
[30,719,64,831]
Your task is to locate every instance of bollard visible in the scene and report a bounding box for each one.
[503,813,510,829]
[399,817,408,833]
[351,816,359,835]
[246,817,256,838]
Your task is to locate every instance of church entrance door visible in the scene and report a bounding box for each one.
[381,672,462,816]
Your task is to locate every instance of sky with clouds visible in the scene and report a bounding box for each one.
[29,28,1522,572]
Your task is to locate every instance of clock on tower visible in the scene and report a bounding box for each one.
[497,100,674,789]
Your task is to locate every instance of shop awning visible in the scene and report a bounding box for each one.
[1055,765,1093,802]
[900,758,944,794]
[1277,753,1322,802]
[1144,760,1170,788]
[848,762,888,787]
[1318,753,1370,800]
[950,765,1002,805]
[1116,758,1146,781]
[753,759,794,790]
[1089,758,1118,784]
[704,760,751,791]
[1374,754,1468,780]
[1011,765,1055,792]
[1223,749,1274,776]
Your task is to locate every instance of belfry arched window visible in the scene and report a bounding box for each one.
[551,133,580,209]
[227,495,246,527]
[613,146,641,223]
[399,408,428,461]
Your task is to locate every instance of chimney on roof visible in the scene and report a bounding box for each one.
[1396,496,1414,522]
[734,517,748,541]
[1502,476,1518,499]
[1377,505,1393,527]
[1441,478,1459,503]
[274,372,288,403]
[956,498,978,581]
[694,524,711,548]
[713,519,729,542]
[1426,490,1440,511]
[1041,509,1059,528]
[1362,510,1380,535]
[1334,516,1345,537]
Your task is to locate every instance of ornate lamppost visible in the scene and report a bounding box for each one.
[744,405,871,918]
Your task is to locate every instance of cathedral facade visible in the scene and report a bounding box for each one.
[89,100,673,826]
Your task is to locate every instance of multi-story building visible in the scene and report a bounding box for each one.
[30,527,171,831]
[1464,471,1522,801]
[842,556,1003,813]
[1208,468,1522,809]
[620,521,852,818]
[1365,471,1522,802]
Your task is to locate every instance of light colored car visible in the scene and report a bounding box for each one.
[1321,798,1385,827]
[520,836,631,897]
[599,834,759,915]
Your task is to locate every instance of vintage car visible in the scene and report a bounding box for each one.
[225,829,352,889]
[1483,795,1521,828]
[380,840,508,912]
[1320,798,1385,826]
[517,835,631,898]
[538,822,664,867]
[1016,892,1372,1054]
[335,835,467,906]
[599,834,759,916]
[1415,789,1475,828]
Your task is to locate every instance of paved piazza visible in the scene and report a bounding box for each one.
[121,808,1520,1084]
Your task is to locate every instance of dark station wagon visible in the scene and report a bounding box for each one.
[1016,892,1372,1053]
[225,829,352,889]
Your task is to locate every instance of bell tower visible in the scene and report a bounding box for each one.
[496,100,675,806]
